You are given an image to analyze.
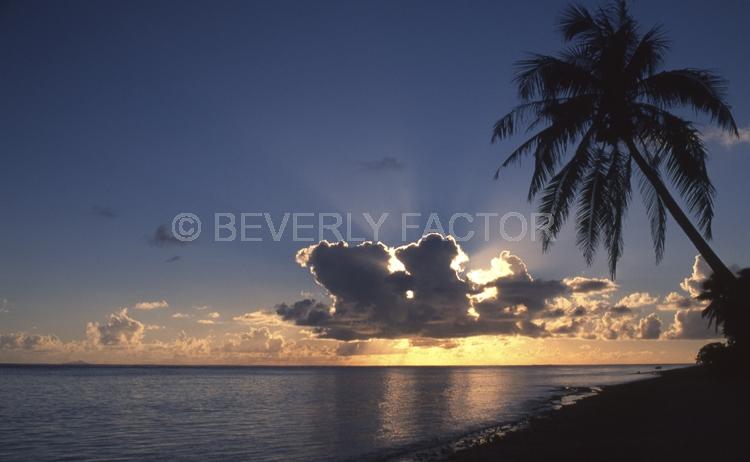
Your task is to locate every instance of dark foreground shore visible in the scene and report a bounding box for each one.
[448,366,748,461]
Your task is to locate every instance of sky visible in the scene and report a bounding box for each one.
[1,0,749,365]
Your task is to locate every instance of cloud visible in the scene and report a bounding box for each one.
[86,308,145,347]
[276,299,332,326]
[472,251,569,316]
[680,255,711,298]
[282,235,487,340]
[233,310,285,326]
[91,205,118,218]
[275,235,653,342]
[0,332,62,351]
[593,311,637,340]
[653,256,709,312]
[637,313,662,339]
[165,256,182,263]
[571,306,587,316]
[149,224,185,247]
[133,300,169,311]
[608,305,634,316]
[704,126,750,147]
[222,327,285,354]
[664,309,720,339]
[359,156,404,171]
[197,312,221,325]
[408,338,460,349]
[658,291,701,311]
[563,276,618,294]
[549,319,584,336]
[171,312,192,319]
[617,292,658,308]
[164,331,213,356]
[336,339,408,356]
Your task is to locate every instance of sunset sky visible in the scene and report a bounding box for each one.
[2,0,749,365]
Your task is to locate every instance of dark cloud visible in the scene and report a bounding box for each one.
[359,156,404,171]
[609,305,634,316]
[91,205,117,218]
[149,224,185,247]
[474,276,567,317]
[276,299,332,327]
[276,235,558,340]
[409,338,459,349]
[540,308,566,318]
[564,277,617,294]
[165,255,182,263]
[572,306,587,317]
[517,320,550,338]
[550,320,583,336]
[274,235,676,343]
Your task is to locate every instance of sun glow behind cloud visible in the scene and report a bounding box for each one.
[466,251,516,285]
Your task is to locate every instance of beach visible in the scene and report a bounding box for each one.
[448,366,748,461]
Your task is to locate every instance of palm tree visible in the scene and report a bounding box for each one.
[493,0,738,281]
[699,269,750,352]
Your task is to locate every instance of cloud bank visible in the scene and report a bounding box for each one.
[275,234,675,342]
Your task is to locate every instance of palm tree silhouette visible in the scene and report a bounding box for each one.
[699,269,750,353]
[493,0,738,281]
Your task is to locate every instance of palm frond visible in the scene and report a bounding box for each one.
[527,116,593,199]
[495,96,595,179]
[537,128,596,251]
[514,54,597,100]
[576,148,610,265]
[492,97,589,142]
[636,164,667,263]
[603,145,631,278]
[636,104,716,238]
[558,3,598,42]
[637,68,738,134]
[624,25,669,80]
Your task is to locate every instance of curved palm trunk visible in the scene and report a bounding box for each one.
[625,140,736,283]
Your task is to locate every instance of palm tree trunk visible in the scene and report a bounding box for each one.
[625,139,736,283]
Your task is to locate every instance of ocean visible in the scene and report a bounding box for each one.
[0,365,674,461]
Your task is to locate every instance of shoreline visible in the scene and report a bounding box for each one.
[443,366,748,461]
[393,368,664,462]
[390,385,607,462]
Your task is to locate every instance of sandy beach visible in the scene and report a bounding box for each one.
[448,367,748,461]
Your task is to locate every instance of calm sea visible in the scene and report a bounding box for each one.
[0,365,674,461]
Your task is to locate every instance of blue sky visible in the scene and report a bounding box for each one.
[1,0,748,363]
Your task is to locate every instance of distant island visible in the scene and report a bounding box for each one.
[61,360,92,366]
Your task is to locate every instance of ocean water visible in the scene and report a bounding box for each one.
[0,365,672,461]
